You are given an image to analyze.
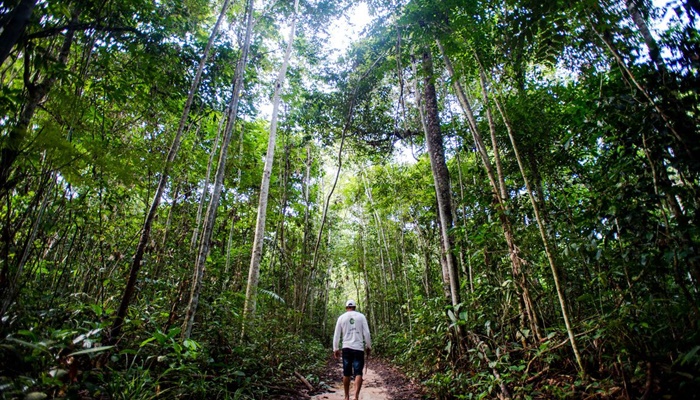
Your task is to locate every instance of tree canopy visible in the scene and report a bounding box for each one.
[0,0,699,398]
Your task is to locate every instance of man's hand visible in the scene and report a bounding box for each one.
[365,348,371,357]
[333,350,341,359]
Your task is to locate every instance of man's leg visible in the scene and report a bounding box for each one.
[343,376,351,400]
[353,375,363,400]
[341,348,353,400]
[352,350,365,400]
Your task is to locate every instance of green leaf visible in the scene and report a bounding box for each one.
[681,346,700,366]
[259,288,286,304]
[447,309,456,323]
[153,331,168,345]
[67,345,114,357]
[183,339,199,351]
[6,338,51,354]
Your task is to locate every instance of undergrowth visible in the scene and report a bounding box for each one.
[0,296,327,399]
[376,297,700,399]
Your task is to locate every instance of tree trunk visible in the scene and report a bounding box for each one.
[454,150,474,294]
[153,182,180,279]
[477,65,507,202]
[308,79,356,287]
[399,220,413,334]
[420,49,460,308]
[191,112,224,252]
[413,219,433,298]
[296,146,312,310]
[0,0,37,66]
[360,227,377,336]
[222,121,246,291]
[362,171,401,304]
[109,0,232,343]
[410,51,451,300]
[625,0,662,68]
[243,0,299,323]
[272,144,291,297]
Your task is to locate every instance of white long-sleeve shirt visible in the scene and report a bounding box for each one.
[333,310,371,352]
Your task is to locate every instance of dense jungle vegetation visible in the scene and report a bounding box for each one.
[0,0,699,398]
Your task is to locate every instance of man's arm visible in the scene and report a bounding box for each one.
[332,317,342,358]
[362,315,371,351]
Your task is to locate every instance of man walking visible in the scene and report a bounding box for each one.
[333,299,372,400]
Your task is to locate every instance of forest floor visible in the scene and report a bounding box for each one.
[306,356,425,400]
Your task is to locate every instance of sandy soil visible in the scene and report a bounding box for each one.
[310,358,424,400]
[311,362,388,400]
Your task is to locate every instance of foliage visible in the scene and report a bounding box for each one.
[1,0,699,398]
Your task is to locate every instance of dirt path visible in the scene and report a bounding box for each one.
[311,357,423,400]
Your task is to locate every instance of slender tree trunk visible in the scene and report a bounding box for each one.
[222,121,246,291]
[309,93,351,281]
[243,0,299,323]
[362,171,401,305]
[272,144,290,296]
[182,0,255,340]
[296,146,312,310]
[467,331,513,399]
[0,172,55,317]
[413,221,433,298]
[400,220,413,334]
[440,41,542,341]
[641,132,700,300]
[191,113,225,252]
[454,150,474,294]
[625,0,662,68]
[109,0,232,342]
[477,66,507,202]
[493,93,585,373]
[221,208,238,291]
[360,229,377,337]
[153,182,180,279]
[308,53,385,283]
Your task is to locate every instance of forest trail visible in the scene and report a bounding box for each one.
[311,358,423,400]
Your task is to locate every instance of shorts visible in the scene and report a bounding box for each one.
[342,348,365,377]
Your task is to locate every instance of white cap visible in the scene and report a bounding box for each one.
[346,299,356,307]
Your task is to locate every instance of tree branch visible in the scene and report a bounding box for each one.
[23,23,143,41]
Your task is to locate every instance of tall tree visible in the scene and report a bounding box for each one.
[419,49,460,309]
[243,0,300,322]
[182,0,256,339]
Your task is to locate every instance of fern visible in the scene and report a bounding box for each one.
[258,289,286,304]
